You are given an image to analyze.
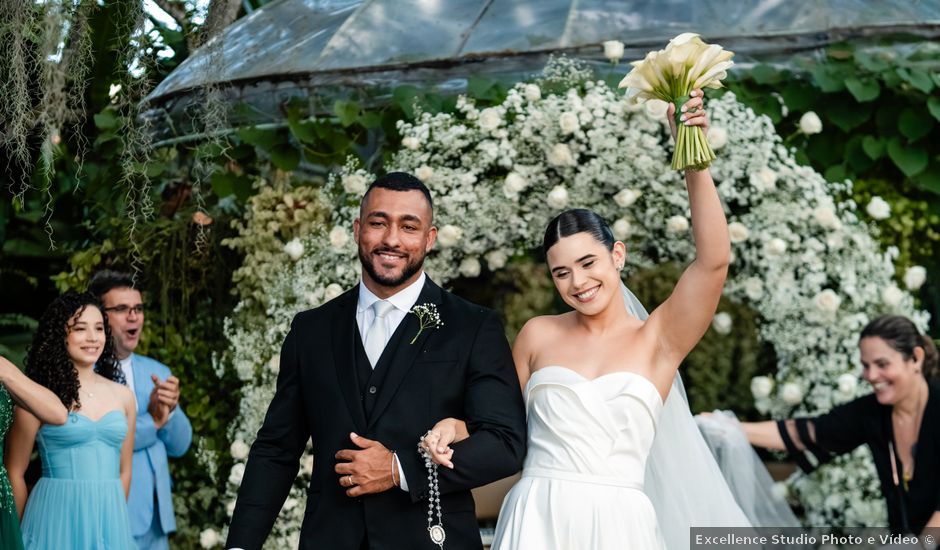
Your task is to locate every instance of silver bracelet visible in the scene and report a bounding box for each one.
[418,431,445,548]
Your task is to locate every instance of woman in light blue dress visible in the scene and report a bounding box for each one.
[5,292,136,549]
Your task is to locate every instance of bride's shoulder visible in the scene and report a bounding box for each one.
[518,315,567,340]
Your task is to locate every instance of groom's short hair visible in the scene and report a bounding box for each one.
[362,172,434,212]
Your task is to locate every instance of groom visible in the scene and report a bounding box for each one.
[227,172,527,550]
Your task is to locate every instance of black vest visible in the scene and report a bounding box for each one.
[352,321,407,420]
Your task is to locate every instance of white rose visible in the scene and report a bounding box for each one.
[813,205,842,231]
[284,238,304,261]
[744,277,764,301]
[547,143,576,166]
[903,265,927,291]
[459,257,481,278]
[644,99,669,120]
[814,289,841,313]
[602,40,625,62]
[485,250,508,271]
[524,84,541,102]
[329,226,349,250]
[882,284,904,308]
[324,283,343,301]
[752,167,777,191]
[479,108,502,131]
[750,376,774,399]
[401,136,421,150]
[547,185,570,209]
[226,499,237,517]
[200,528,220,549]
[437,225,463,248]
[764,237,787,256]
[504,172,528,195]
[799,111,823,135]
[230,439,250,460]
[343,173,368,194]
[268,354,280,373]
[559,111,580,134]
[613,188,641,208]
[612,218,631,240]
[666,215,689,233]
[712,312,732,335]
[771,481,788,501]
[837,373,858,395]
[780,382,804,405]
[866,196,891,220]
[708,127,728,150]
[228,463,246,485]
[415,165,434,182]
[728,222,749,243]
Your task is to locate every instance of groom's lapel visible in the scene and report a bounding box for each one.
[331,285,367,434]
[367,278,443,429]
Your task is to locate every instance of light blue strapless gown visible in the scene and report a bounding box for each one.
[20,410,135,549]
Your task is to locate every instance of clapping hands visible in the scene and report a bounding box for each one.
[147,374,180,429]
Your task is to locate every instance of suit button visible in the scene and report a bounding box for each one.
[368,386,377,394]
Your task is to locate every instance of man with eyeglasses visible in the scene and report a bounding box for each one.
[89,270,193,550]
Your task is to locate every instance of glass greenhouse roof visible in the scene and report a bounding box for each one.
[148,0,940,101]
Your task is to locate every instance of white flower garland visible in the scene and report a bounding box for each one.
[211,61,928,543]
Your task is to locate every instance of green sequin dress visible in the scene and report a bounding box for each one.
[0,386,25,550]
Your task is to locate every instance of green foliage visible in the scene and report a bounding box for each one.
[725,43,940,194]
[724,40,940,334]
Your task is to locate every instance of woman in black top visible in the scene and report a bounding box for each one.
[736,315,939,535]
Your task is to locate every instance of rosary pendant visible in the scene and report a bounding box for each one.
[429,524,446,547]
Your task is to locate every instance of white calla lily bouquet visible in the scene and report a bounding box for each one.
[619,33,734,171]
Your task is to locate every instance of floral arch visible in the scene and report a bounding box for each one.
[212,60,927,545]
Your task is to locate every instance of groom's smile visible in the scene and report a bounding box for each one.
[354,187,437,298]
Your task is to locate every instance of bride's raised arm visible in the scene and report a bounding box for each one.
[645,90,730,376]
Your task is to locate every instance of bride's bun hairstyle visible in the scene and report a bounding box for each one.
[543,209,615,255]
[860,315,939,381]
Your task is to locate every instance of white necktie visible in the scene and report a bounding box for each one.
[364,300,395,368]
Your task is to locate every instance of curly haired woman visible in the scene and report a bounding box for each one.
[5,291,136,549]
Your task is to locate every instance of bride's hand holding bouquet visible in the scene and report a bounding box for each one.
[619,33,733,171]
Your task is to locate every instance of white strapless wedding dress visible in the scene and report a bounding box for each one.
[492,366,667,550]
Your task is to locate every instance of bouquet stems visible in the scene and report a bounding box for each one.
[672,97,715,171]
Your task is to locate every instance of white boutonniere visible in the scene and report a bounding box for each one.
[409,303,443,344]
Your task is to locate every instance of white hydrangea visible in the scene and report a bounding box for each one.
[283,239,304,261]
[459,257,482,278]
[799,111,823,134]
[728,222,749,243]
[437,225,463,248]
[329,227,349,250]
[708,127,728,150]
[559,111,580,134]
[612,218,631,240]
[547,186,570,209]
[200,528,220,549]
[230,439,250,460]
[614,188,642,208]
[780,382,804,405]
[903,266,926,291]
[666,215,689,233]
[750,376,774,399]
[711,312,733,335]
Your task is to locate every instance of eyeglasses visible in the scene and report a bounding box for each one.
[104,304,145,316]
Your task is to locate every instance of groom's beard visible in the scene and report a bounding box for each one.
[359,246,426,288]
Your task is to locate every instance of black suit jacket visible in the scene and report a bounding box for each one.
[227,278,527,550]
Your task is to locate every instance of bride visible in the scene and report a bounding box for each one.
[423,91,757,549]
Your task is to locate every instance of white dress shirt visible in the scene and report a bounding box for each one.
[355,272,425,491]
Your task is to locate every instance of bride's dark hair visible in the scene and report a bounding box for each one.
[543,209,615,254]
